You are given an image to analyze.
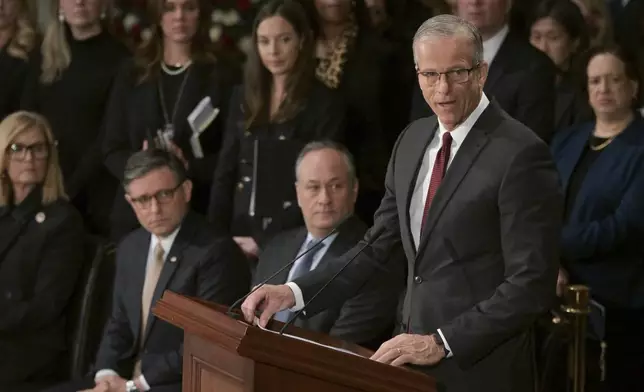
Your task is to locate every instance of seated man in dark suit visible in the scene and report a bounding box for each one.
[410,0,556,142]
[47,149,251,392]
[254,141,404,349]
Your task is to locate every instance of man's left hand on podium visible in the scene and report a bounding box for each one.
[370,334,446,367]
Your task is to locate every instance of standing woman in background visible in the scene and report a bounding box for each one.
[305,0,388,225]
[103,0,232,242]
[208,0,346,260]
[0,0,36,120]
[529,0,592,132]
[550,46,644,392]
[20,0,129,238]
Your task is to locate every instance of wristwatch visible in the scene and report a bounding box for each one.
[432,332,450,356]
[125,380,140,392]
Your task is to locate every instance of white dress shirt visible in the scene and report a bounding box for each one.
[288,94,490,359]
[287,232,338,282]
[483,25,509,66]
[95,227,181,391]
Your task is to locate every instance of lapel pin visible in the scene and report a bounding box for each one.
[170,256,177,263]
[35,212,46,223]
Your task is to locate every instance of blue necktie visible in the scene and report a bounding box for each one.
[274,239,324,322]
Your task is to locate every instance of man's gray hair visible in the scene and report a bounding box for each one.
[412,14,484,66]
[295,140,357,185]
[122,149,188,189]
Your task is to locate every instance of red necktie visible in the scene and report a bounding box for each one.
[421,132,453,232]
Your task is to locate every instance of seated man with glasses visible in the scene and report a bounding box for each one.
[47,149,251,392]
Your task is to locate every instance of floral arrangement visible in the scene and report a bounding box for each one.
[111,0,260,57]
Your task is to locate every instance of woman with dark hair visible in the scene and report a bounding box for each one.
[303,0,390,225]
[551,45,644,392]
[208,0,346,260]
[0,0,36,121]
[103,0,232,242]
[529,0,592,132]
[20,0,129,238]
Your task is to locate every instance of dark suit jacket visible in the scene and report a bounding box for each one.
[102,59,231,240]
[254,215,403,349]
[551,115,644,309]
[94,211,250,387]
[207,81,346,245]
[410,32,557,142]
[294,102,562,392]
[0,187,84,385]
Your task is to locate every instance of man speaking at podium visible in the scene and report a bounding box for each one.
[241,14,562,392]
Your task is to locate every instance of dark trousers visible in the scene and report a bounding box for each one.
[43,377,181,392]
[604,307,644,392]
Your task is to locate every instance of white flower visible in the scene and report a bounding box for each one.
[123,13,140,32]
[210,26,223,42]
[212,10,225,23]
[141,28,153,42]
[222,10,241,26]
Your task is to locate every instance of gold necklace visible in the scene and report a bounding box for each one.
[589,136,615,151]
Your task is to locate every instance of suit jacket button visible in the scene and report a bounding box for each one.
[237,182,244,190]
[5,291,12,299]
[244,131,251,138]
[414,276,423,284]
[242,176,251,183]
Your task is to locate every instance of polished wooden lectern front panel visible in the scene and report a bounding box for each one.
[153,291,437,392]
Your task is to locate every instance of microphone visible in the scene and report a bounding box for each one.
[226,215,352,318]
[279,223,387,334]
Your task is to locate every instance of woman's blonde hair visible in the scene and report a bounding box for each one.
[5,0,37,61]
[0,111,67,207]
[40,0,112,84]
[572,0,613,46]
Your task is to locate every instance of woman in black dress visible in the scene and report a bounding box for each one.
[208,0,346,259]
[103,0,232,242]
[0,0,36,120]
[21,0,129,237]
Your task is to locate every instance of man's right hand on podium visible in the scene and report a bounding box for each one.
[241,284,296,327]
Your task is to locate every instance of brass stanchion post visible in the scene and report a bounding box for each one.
[562,285,591,392]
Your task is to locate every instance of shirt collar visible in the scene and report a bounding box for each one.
[306,231,339,249]
[437,93,490,145]
[482,24,509,65]
[150,226,181,257]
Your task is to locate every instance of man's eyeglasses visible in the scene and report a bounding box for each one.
[7,142,50,161]
[128,182,184,209]
[417,64,481,86]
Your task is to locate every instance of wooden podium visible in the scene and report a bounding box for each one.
[153,291,436,392]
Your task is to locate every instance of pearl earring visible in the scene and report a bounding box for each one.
[59,11,65,22]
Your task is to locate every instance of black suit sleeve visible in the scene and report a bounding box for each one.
[94,243,136,373]
[439,142,562,369]
[0,208,84,332]
[293,125,410,316]
[328,245,404,344]
[102,63,134,182]
[140,237,251,385]
[207,87,242,232]
[514,55,556,142]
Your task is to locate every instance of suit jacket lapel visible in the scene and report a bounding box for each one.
[557,124,592,191]
[417,105,494,255]
[130,231,150,342]
[274,228,308,285]
[141,215,195,344]
[401,118,438,258]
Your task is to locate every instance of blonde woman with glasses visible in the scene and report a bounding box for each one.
[0,0,37,120]
[0,111,84,392]
[20,0,129,238]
